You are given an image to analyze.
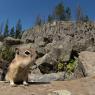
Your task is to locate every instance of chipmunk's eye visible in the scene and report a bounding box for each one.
[25,51,31,55]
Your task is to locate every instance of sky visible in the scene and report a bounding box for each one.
[0,0,94,30]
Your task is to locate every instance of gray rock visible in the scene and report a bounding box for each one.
[78,51,95,76]
[35,49,61,67]
[0,59,9,81]
[14,43,38,50]
[35,54,50,66]
[35,37,46,47]
[28,72,65,82]
[22,28,35,43]
[0,42,3,48]
[31,67,42,75]
[4,37,23,45]
[36,36,72,66]
[73,62,85,79]
[0,69,3,81]
[36,47,46,57]
[48,90,71,95]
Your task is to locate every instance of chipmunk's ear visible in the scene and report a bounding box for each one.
[15,48,19,54]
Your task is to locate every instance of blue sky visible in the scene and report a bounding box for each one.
[0,0,94,30]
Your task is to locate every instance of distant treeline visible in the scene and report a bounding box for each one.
[0,2,90,40]
[35,2,90,26]
[0,19,22,40]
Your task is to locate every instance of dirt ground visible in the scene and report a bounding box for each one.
[0,77,95,95]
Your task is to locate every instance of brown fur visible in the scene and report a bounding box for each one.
[5,48,37,85]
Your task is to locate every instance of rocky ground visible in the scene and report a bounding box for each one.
[0,21,95,95]
[0,76,95,95]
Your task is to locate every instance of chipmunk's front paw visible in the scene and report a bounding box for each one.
[10,81,17,87]
[23,81,28,86]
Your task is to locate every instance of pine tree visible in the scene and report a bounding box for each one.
[15,19,22,39]
[76,5,90,22]
[48,15,53,23]
[54,2,64,20]
[4,20,9,37]
[83,15,89,22]
[0,23,3,36]
[35,15,42,26]
[76,5,84,22]
[65,7,71,21]
[10,26,15,37]
[0,23,4,41]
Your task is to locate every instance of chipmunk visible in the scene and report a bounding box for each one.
[5,47,37,86]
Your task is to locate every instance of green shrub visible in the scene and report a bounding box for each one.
[57,58,65,72]
[57,57,77,74]
[57,62,64,71]
[66,59,77,75]
[0,45,15,62]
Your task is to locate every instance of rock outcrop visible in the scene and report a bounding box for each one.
[4,37,23,45]
[79,51,95,76]
[21,21,95,61]
[21,21,95,78]
[1,21,95,81]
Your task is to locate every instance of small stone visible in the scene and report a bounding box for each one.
[48,90,71,95]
